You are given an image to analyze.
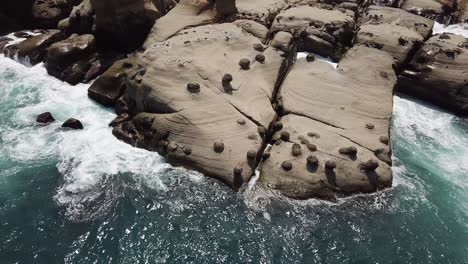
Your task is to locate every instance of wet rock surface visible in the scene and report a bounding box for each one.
[4,30,65,66]
[398,33,468,115]
[62,118,84,129]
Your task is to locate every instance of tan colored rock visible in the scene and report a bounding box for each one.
[355,23,424,66]
[143,0,216,48]
[235,0,286,26]
[399,33,468,116]
[233,19,268,42]
[259,45,396,199]
[359,6,435,39]
[401,0,456,22]
[270,5,355,59]
[121,23,291,188]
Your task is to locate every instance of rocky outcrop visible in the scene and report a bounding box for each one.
[270,5,355,60]
[91,0,168,51]
[45,34,97,84]
[260,45,396,199]
[401,0,456,22]
[235,0,286,26]
[398,33,468,115]
[88,57,139,107]
[120,23,292,188]
[58,0,94,35]
[232,20,269,43]
[143,0,216,49]
[4,30,65,66]
[31,0,77,28]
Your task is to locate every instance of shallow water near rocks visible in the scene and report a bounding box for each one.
[1,27,468,263]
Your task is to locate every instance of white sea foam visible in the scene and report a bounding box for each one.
[296,52,338,68]
[432,22,468,37]
[0,56,176,219]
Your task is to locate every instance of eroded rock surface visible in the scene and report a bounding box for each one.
[270,5,355,60]
[121,23,292,188]
[260,46,396,199]
[399,33,468,115]
[235,0,286,26]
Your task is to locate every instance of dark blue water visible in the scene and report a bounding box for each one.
[0,52,467,263]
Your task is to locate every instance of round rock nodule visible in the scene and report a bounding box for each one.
[187,82,200,93]
[281,161,293,171]
[213,141,225,153]
[360,159,379,171]
[233,166,243,175]
[325,160,336,169]
[366,122,375,129]
[247,150,257,160]
[306,143,317,152]
[273,121,283,131]
[307,155,319,166]
[222,74,233,84]
[239,58,250,70]
[253,43,265,51]
[339,146,357,156]
[280,131,290,141]
[237,119,246,125]
[183,146,192,156]
[379,136,389,145]
[258,126,267,137]
[62,118,83,129]
[291,143,302,156]
[306,54,315,62]
[37,112,55,124]
[307,132,320,138]
[255,54,265,63]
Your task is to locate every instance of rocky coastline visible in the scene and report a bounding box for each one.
[1,0,467,201]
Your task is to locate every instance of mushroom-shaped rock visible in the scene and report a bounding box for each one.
[239,58,250,70]
[237,119,246,125]
[187,82,201,93]
[247,150,257,160]
[253,43,265,51]
[291,143,302,156]
[306,54,315,62]
[307,155,319,166]
[281,161,293,171]
[183,146,192,156]
[339,146,358,156]
[62,118,83,129]
[233,166,243,175]
[325,160,337,169]
[273,121,283,131]
[213,141,225,153]
[379,136,389,145]
[366,122,375,129]
[359,159,379,171]
[280,131,290,142]
[255,54,265,63]
[222,74,233,84]
[36,112,55,124]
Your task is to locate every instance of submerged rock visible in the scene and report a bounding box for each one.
[62,118,83,129]
[36,112,55,124]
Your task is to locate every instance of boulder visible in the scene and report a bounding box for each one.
[62,118,84,129]
[235,0,286,26]
[401,0,456,22]
[232,19,269,42]
[120,23,292,188]
[359,6,435,39]
[143,0,216,48]
[45,34,97,84]
[398,33,468,116]
[355,23,424,67]
[91,0,162,51]
[36,112,55,123]
[31,0,76,28]
[3,30,65,66]
[270,5,355,60]
[260,45,396,199]
[58,0,94,35]
[88,57,139,107]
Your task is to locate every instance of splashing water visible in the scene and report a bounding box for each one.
[0,24,468,263]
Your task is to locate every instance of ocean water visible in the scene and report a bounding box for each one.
[1,29,468,263]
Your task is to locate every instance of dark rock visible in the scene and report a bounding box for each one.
[306,143,317,152]
[109,113,130,127]
[255,54,265,63]
[306,54,315,62]
[237,119,246,125]
[4,30,65,66]
[32,0,75,28]
[281,161,293,171]
[291,143,302,156]
[366,122,375,129]
[183,146,192,156]
[379,136,389,145]
[187,82,201,93]
[36,112,55,124]
[359,159,379,171]
[222,73,233,84]
[339,146,358,156]
[239,58,250,70]
[247,150,257,160]
[325,160,336,169]
[307,155,319,166]
[62,118,83,129]
[213,141,225,153]
[280,131,290,141]
[273,121,283,131]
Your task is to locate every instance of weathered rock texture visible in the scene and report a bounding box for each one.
[235,0,286,26]
[120,23,292,188]
[270,5,355,60]
[398,33,468,115]
[401,0,456,22]
[143,0,216,48]
[58,0,94,34]
[3,30,65,65]
[259,45,396,199]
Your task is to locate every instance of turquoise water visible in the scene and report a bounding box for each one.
[0,54,467,264]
